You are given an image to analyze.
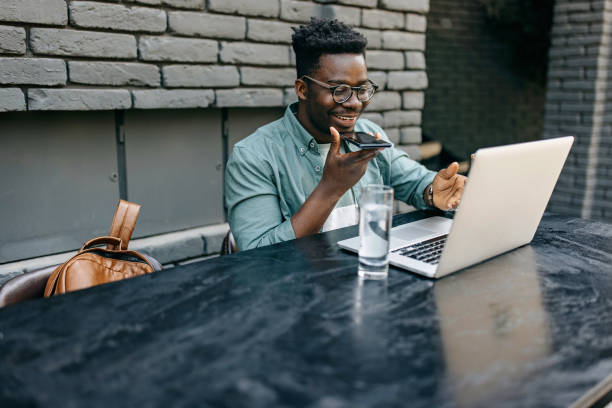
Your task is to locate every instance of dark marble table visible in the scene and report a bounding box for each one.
[1,212,612,408]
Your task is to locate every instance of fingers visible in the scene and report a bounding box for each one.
[439,161,459,179]
[443,175,466,210]
[346,149,379,164]
[329,126,341,154]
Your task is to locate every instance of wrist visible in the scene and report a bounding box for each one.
[423,183,434,208]
[317,178,347,202]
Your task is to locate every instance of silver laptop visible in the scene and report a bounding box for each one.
[338,136,574,279]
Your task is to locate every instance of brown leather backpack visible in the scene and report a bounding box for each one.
[44,200,155,297]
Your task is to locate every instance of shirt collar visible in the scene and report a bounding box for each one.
[283,103,318,156]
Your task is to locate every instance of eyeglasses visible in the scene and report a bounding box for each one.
[301,75,378,104]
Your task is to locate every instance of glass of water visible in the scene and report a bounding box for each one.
[358,185,394,279]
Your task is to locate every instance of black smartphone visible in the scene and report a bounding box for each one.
[340,132,392,149]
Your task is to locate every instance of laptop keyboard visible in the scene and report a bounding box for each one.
[392,235,448,265]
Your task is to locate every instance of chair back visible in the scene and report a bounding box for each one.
[220,230,237,255]
[0,265,58,307]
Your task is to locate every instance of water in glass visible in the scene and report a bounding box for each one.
[358,186,393,278]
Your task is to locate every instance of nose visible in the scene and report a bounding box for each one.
[341,90,362,110]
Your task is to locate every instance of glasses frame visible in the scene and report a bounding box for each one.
[301,75,379,104]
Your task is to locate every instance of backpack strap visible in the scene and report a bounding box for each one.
[108,200,141,251]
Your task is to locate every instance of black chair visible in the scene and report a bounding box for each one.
[220,230,237,255]
[0,255,163,308]
[0,265,58,307]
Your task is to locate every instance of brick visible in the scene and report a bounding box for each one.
[388,71,428,90]
[0,58,66,86]
[133,89,214,108]
[380,0,429,13]
[0,0,67,25]
[569,12,605,23]
[163,65,239,87]
[368,71,387,89]
[209,0,280,17]
[366,50,404,70]
[383,110,421,127]
[385,128,400,144]
[30,29,137,59]
[28,89,131,111]
[70,2,166,33]
[216,88,283,107]
[248,19,294,44]
[336,0,377,7]
[406,14,427,32]
[0,26,26,54]
[139,36,217,62]
[162,0,204,9]
[549,46,584,58]
[563,80,598,90]
[551,36,566,47]
[132,0,162,4]
[360,112,383,124]
[402,91,424,109]
[551,24,589,36]
[240,67,295,87]
[69,62,160,87]
[280,0,317,22]
[400,127,422,144]
[283,87,297,105]
[548,67,583,79]
[169,11,246,39]
[356,28,382,49]
[565,57,599,68]
[280,0,361,26]
[555,2,591,12]
[567,35,604,46]
[366,91,401,111]
[383,31,425,51]
[0,88,26,112]
[397,144,421,160]
[362,9,405,29]
[405,51,426,69]
[221,42,290,65]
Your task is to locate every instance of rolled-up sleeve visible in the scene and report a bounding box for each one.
[225,146,296,251]
[389,147,436,210]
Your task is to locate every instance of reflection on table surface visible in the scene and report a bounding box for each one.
[434,245,550,407]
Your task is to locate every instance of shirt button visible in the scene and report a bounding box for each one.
[315,165,321,172]
[299,147,305,154]
[309,141,315,148]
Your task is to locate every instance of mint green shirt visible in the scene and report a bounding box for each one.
[225,103,436,251]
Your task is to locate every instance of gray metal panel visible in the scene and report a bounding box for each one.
[0,111,119,263]
[227,108,284,153]
[124,109,224,237]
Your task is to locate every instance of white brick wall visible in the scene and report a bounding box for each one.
[0,0,430,151]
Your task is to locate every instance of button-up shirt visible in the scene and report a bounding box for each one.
[225,103,436,251]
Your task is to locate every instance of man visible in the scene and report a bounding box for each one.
[225,18,466,251]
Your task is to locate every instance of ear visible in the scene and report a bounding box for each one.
[295,78,308,101]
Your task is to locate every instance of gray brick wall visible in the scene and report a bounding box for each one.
[0,0,430,154]
[542,0,612,222]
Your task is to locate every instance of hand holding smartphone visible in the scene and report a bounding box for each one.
[340,132,392,149]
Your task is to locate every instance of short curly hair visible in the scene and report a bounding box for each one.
[291,18,368,78]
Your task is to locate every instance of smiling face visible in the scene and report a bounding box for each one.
[295,53,370,144]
